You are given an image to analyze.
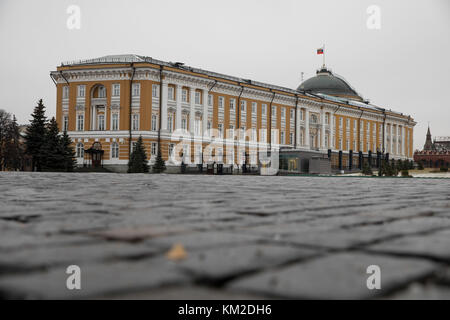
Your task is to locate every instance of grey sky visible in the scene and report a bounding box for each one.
[0,0,448,149]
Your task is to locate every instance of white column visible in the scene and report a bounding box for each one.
[161,82,168,131]
[402,126,405,157]
[92,106,96,130]
[320,109,325,149]
[176,85,182,130]
[190,87,196,135]
[202,89,208,137]
[329,112,334,149]
[305,108,310,149]
[296,107,301,148]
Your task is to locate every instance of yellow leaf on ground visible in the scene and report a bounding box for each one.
[166,243,187,261]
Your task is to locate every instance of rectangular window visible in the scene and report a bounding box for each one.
[63,115,68,132]
[339,138,342,150]
[272,106,276,118]
[207,121,211,131]
[112,84,120,97]
[195,91,201,104]
[230,98,235,110]
[353,119,357,129]
[208,94,213,106]
[195,119,201,135]
[281,108,286,119]
[111,142,119,159]
[339,117,343,127]
[262,104,267,116]
[152,84,159,98]
[182,89,188,102]
[261,129,267,143]
[346,118,350,128]
[168,86,175,100]
[151,142,157,155]
[218,97,224,109]
[98,86,106,98]
[290,109,295,120]
[181,118,187,130]
[97,114,105,131]
[132,114,139,130]
[290,132,294,145]
[218,123,223,138]
[252,128,257,142]
[63,86,69,99]
[77,85,85,98]
[169,143,175,158]
[281,131,285,144]
[241,101,246,112]
[112,113,119,131]
[167,114,173,133]
[76,114,84,131]
[252,102,257,114]
[151,114,157,131]
[132,83,140,97]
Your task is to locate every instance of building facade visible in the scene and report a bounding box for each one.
[414,127,450,168]
[50,54,415,172]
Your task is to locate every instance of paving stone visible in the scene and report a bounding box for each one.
[1,172,450,299]
[367,229,450,261]
[228,252,437,299]
[0,241,164,272]
[175,243,318,279]
[386,283,450,300]
[101,285,269,300]
[0,258,189,299]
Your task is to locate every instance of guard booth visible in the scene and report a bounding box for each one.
[85,142,104,168]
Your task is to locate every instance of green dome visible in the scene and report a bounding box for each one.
[297,67,362,101]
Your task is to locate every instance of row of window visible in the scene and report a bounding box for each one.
[62,84,141,100]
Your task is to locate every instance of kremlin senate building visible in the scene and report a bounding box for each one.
[50,54,416,173]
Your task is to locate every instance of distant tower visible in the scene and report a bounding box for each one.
[424,125,433,150]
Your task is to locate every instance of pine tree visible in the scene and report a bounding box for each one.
[152,143,166,173]
[128,136,149,173]
[25,99,47,171]
[61,131,76,172]
[40,117,65,171]
[3,115,23,170]
[0,109,12,170]
[362,160,373,175]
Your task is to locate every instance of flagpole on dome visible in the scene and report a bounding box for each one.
[323,44,325,68]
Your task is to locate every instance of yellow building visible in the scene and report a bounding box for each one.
[50,54,415,172]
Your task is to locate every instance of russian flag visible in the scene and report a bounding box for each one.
[317,48,324,55]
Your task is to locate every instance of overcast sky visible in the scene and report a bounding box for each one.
[0,0,448,149]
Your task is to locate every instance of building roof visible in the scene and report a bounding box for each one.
[58,54,411,120]
[297,67,363,101]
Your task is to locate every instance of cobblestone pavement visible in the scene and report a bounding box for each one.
[1,172,450,299]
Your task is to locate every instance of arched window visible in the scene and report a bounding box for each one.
[76,143,84,158]
[111,142,119,159]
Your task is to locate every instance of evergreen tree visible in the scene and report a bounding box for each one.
[0,109,11,170]
[417,161,424,170]
[61,131,76,172]
[40,117,65,171]
[152,143,166,173]
[3,115,23,170]
[25,99,47,171]
[362,160,373,175]
[128,136,149,173]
